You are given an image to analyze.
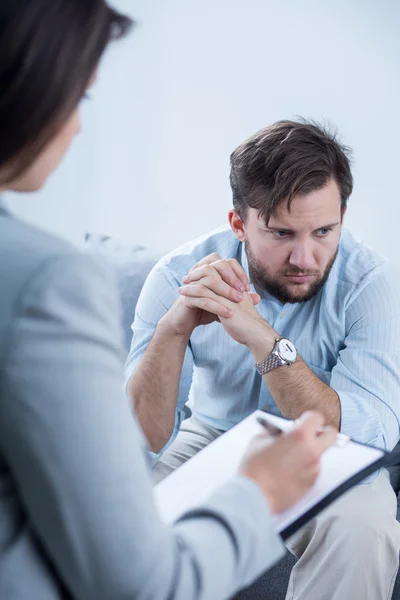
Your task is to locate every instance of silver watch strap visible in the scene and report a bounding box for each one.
[255,351,283,376]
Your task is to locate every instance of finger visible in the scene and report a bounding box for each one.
[186,262,245,293]
[189,253,222,272]
[295,410,326,437]
[211,259,247,292]
[179,284,238,310]
[250,292,261,305]
[204,276,244,302]
[314,426,337,454]
[179,288,233,318]
[290,411,326,444]
[225,258,250,289]
[183,265,218,284]
[182,266,244,302]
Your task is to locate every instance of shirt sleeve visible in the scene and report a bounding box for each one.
[0,252,284,600]
[124,261,195,459]
[331,266,400,450]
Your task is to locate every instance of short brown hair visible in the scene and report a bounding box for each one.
[0,0,133,185]
[230,119,353,223]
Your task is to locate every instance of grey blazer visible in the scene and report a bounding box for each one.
[0,205,284,599]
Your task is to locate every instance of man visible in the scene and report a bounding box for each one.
[126,119,400,599]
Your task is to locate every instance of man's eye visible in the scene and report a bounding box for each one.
[272,231,288,238]
[316,227,332,236]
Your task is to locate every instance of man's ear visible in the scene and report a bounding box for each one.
[341,205,347,224]
[228,209,246,242]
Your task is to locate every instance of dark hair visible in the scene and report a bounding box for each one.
[230,119,353,223]
[0,0,133,184]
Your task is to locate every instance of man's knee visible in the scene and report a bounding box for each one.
[315,478,400,548]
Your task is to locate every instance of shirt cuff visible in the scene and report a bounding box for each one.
[147,406,186,467]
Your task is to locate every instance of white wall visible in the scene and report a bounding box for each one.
[6,0,400,262]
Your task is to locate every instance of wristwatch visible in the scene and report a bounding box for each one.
[255,337,297,375]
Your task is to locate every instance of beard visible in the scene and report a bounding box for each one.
[245,242,339,305]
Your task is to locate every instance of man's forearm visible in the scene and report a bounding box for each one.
[128,320,189,453]
[264,358,340,429]
[248,330,341,429]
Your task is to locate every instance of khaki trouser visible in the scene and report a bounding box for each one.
[153,416,400,600]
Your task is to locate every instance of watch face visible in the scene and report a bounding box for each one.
[277,338,297,363]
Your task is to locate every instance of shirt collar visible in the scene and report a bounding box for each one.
[239,240,250,278]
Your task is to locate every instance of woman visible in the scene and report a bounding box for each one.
[0,2,334,599]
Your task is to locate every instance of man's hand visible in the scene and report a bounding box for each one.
[239,411,336,514]
[218,293,275,348]
[161,253,261,339]
[183,253,251,295]
[178,253,276,348]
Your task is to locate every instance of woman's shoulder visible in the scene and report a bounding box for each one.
[0,213,78,275]
[0,213,118,354]
[0,214,105,318]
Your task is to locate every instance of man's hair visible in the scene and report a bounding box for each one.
[230,119,353,223]
[0,0,133,184]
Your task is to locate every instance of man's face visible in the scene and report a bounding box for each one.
[231,179,344,304]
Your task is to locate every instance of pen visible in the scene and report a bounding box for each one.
[256,416,284,436]
[256,415,350,447]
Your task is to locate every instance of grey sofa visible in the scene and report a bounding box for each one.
[86,233,400,600]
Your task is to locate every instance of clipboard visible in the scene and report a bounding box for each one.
[154,410,391,540]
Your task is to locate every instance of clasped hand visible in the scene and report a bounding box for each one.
[177,253,275,347]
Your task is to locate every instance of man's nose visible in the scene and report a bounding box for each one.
[288,243,316,271]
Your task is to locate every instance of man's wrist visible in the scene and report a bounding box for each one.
[246,321,277,363]
[158,313,194,342]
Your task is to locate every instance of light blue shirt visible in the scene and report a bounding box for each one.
[125,226,400,458]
